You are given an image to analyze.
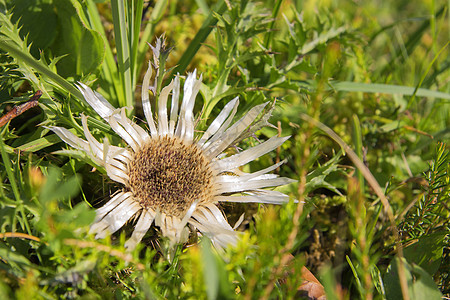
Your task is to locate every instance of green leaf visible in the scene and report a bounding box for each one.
[403,231,446,275]
[200,239,232,300]
[370,265,387,299]
[55,202,95,227]
[300,26,347,55]
[8,0,57,57]
[52,0,105,77]
[39,167,80,204]
[384,257,442,300]
[346,256,363,295]
[352,115,364,189]
[201,239,219,300]
[0,243,32,277]
[0,11,82,100]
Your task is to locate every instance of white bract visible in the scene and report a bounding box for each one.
[50,62,294,250]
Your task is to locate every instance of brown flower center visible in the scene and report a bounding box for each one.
[127,136,214,217]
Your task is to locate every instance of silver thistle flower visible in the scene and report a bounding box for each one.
[49,47,294,250]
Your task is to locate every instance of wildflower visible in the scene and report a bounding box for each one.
[49,54,293,251]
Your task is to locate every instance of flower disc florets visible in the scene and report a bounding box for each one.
[128,136,214,218]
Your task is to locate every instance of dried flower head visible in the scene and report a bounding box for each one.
[49,42,294,250]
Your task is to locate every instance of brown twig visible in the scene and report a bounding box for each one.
[0,90,42,127]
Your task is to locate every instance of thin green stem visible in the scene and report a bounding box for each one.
[352,114,365,192]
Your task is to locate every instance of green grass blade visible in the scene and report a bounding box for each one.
[0,133,21,202]
[0,133,31,233]
[263,0,283,49]
[111,0,133,109]
[85,0,122,107]
[408,41,449,109]
[331,81,450,100]
[131,0,144,87]
[346,256,363,295]
[378,6,446,75]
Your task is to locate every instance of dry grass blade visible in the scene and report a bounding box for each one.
[0,232,41,242]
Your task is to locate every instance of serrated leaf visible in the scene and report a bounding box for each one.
[305,152,343,195]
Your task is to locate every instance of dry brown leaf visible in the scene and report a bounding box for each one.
[297,266,327,300]
[279,254,327,300]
